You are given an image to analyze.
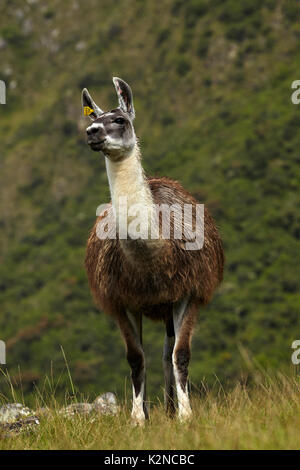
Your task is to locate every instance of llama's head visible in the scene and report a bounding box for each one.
[82,77,136,161]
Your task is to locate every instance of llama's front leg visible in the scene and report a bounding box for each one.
[117,311,148,425]
[163,316,176,417]
[172,298,197,422]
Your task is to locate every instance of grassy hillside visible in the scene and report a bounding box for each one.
[0,0,300,406]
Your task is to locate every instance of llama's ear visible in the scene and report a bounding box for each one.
[81,88,104,120]
[113,77,135,120]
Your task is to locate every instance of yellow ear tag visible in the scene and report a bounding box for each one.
[84,106,94,116]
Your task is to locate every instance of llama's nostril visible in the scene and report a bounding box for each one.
[87,126,98,136]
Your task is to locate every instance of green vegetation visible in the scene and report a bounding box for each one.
[2,372,300,450]
[0,0,300,411]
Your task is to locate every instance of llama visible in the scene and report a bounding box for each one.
[82,77,224,424]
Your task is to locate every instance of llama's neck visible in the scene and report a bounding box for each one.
[105,144,155,243]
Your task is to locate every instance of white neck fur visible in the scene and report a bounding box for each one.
[105,144,154,240]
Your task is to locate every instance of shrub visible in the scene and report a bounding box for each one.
[176,57,191,76]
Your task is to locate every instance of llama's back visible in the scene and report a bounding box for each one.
[85,177,224,318]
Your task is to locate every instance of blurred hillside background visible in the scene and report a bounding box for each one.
[0,0,300,406]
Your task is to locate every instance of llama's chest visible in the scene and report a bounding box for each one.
[86,230,183,310]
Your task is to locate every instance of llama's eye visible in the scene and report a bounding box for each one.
[114,117,125,124]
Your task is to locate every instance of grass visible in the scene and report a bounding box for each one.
[1,371,300,450]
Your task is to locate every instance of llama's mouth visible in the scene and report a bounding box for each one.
[89,140,106,151]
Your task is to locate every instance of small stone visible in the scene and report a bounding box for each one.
[0,403,34,424]
[0,38,7,50]
[15,8,25,19]
[3,66,12,76]
[9,80,17,90]
[93,392,119,415]
[75,41,86,51]
[2,416,40,435]
[51,28,59,38]
[59,403,94,417]
[22,18,33,35]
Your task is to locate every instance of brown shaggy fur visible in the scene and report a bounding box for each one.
[85,176,224,321]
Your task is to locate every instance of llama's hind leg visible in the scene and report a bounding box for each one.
[117,311,148,425]
[163,316,176,417]
[172,298,197,422]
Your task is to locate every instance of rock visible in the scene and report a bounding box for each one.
[22,18,34,35]
[1,416,40,435]
[0,403,34,424]
[0,393,119,433]
[9,80,17,90]
[0,404,39,435]
[0,38,7,50]
[93,392,119,415]
[14,8,25,20]
[59,403,94,417]
[75,41,86,51]
[60,393,119,417]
